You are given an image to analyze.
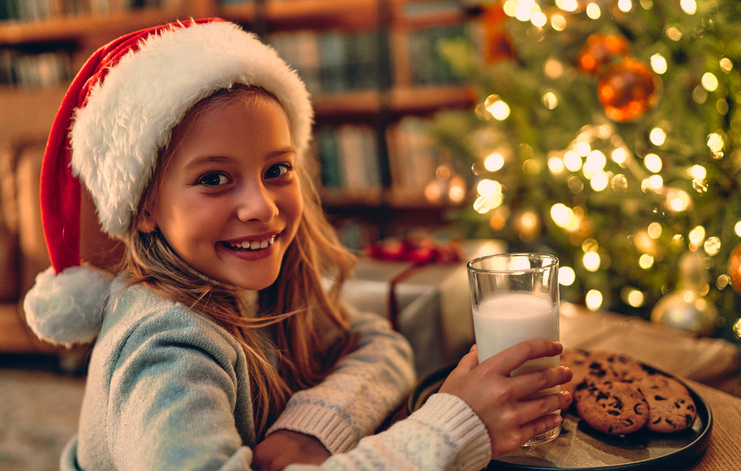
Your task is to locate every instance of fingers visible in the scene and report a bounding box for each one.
[482,339,563,375]
[490,392,571,456]
[516,390,573,426]
[500,392,570,452]
[507,364,573,399]
[454,344,480,372]
[521,412,564,445]
[438,345,480,395]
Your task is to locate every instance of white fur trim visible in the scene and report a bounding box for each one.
[23,266,113,347]
[70,21,313,239]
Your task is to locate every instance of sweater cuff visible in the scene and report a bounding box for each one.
[412,393,492,471]
[268,403,357,454]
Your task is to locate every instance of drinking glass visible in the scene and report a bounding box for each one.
[467,253,561,446]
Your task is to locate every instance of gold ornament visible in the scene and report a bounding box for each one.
[651,252,717,335]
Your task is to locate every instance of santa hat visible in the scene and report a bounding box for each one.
[23,18,313,346]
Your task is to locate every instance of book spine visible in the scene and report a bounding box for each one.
[316,127,343,191]
[318,30,348,93]
[0,48,72,88]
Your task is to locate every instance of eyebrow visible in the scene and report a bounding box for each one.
[183,147,296,171]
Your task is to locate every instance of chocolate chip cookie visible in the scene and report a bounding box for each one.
[637,373,698,433]
[560,349,591,397]
[587,351,646,382]
[574,380,649,435]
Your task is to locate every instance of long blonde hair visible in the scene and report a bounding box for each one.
[122,85,358,441]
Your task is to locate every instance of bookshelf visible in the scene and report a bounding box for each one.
[0,0,478,248]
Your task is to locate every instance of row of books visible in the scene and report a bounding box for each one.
[316,117,446,251]
[1,25,467,91]
[0,48,72,88]
[384,116,442,203]
[267,29,391,96]
[311,117,441,203]
[313,124,383,196]
[407,24,467,87]
[266,24,467,95]
[0,0,174,22]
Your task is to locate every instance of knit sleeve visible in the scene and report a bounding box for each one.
[286,393,492,471]
[267,305,416,453]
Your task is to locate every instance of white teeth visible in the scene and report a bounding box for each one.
[227,236,276,251]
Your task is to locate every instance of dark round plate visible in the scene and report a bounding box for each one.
[407,361,712,470]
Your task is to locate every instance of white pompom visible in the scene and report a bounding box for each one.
[23,266,114,347]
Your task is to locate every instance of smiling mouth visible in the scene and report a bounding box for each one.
[223,235,276,251]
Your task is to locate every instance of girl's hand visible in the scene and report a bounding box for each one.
[439,340,572,458]
[252,430,330,471]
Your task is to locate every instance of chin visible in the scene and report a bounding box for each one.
[235,273,280,291]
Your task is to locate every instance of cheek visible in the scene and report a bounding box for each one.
[286,188,304,224]
[154,195,220,243]
[277,187,303,242]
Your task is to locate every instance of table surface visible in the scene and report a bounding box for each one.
[682,379,741,471]
[559,303,740,396]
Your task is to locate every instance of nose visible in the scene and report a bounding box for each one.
[235,182,279,223]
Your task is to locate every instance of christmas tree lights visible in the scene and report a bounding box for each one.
[434,0,741,342]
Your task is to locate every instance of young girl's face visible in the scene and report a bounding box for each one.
[141,94,303,290]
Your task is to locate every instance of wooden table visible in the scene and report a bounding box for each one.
[684,379,741,471]
[559,303,740,396]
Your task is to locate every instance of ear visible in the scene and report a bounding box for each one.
[136,209,158,234]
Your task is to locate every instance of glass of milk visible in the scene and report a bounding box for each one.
[467,253,560,446]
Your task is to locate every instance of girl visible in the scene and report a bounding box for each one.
[24,19,571,470]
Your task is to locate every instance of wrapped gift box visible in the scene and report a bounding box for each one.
[341,239,506,376]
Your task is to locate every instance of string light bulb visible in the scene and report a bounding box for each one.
[559,266,576,286]
[585,290,603,310]
[680,0,697,14]
[485,95,511,120]
[650,54,668,74]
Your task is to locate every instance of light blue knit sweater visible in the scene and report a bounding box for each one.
[60,278,491,470]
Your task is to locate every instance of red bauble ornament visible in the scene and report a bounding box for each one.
[578,34,630,76]
[480,4,515,64]
[597,57,660,122]
[729,244,741,294]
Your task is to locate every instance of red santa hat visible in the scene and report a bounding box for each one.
[23,18,313,346]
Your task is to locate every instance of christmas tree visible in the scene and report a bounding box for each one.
[431,0,741,343]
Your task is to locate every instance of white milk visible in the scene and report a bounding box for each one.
[473,293,560,394]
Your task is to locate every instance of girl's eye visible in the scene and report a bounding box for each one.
[265,163,292,180]
[197,172,230,187]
